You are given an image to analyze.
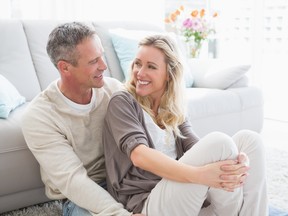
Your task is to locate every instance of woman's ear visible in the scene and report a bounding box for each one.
[166,69,171,81]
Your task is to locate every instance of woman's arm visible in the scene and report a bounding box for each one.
[105,92,248,191]
[130,144,249,191]
[177,120,249,190]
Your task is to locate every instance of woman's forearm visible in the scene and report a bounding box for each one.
[130,144,200,183]
[130,144,249,190]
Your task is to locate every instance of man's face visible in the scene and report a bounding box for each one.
[69,36,107,89]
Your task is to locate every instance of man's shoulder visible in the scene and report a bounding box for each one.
[103,76,122,85]
[23,81,58,118]
[103,77,124,93]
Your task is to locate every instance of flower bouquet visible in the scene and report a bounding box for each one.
[165,5,217,58]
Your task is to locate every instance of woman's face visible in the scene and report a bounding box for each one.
[132,45,169,102]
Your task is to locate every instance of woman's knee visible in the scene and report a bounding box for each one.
[200,131,238,160]
[180,132,238,165]
[205,131,237,150]
[233,129,263,152]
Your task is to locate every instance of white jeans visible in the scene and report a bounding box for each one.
[141,130,268,216]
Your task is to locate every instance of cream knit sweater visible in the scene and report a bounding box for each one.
[22,77,131,216]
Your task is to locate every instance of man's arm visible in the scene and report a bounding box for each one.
[21,104,132,216]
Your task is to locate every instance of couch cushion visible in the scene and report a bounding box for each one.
[228,86,264,109]
[22,20,62,91]
[109,29,140,79]
[0,74,26,119]
[0,104,44,197]
[93,23,124,81]
[0,20,41,101]
[185,86,263,119]
[185,86,264,137]
[185,88,241,120]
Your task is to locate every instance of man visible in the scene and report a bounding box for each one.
[22,22,143,216]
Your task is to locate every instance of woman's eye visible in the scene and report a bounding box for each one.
[134,62,141,68]
[148,65,156,69]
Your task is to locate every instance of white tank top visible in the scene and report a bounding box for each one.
[143,110,177,159]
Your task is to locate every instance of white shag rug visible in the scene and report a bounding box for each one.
[1,146,287,216]
[0,201,62,216]
[266,146,288,212]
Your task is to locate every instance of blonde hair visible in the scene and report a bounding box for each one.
[125,34,186,138]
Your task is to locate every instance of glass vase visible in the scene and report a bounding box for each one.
[186,40,202,58]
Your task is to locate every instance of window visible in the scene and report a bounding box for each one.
[166,0,288,121]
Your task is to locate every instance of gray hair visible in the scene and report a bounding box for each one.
[46,22,96,67]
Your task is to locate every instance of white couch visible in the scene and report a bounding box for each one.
[0,20,263,213]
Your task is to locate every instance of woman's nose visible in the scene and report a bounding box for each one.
[136,66,145,77]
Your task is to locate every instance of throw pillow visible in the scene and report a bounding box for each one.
[110,29,143,79]
[109,29,194,87]
[0,74,26,119]
[202,64,251,89]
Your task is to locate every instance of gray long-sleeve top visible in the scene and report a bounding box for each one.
[103,90,199,213]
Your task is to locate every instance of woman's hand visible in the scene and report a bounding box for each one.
[132,214,145,216]
[237,152,250,166]
[197,153,250,192]
[220,152,250,191]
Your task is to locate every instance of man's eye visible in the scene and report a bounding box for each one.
[89,59,98,64]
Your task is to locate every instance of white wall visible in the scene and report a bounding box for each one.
[0,0,11,18]
[0,0,165,28]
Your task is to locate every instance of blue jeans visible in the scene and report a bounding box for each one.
[62,200,92,216]
[269,205,288,216]
[62,181,107,216]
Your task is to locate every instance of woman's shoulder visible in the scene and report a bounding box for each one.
[111,89,134,101]
[109,90,142,112]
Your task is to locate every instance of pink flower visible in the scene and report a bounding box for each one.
[165,6,217,46]
[182,18,193,28]
[183,18,203,31]
[190,18,203,31]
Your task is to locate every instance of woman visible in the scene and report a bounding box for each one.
[102,34,268,215]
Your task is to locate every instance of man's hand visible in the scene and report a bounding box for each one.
[132,214,145,216]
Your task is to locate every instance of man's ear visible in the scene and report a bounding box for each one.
[57,60,70,74]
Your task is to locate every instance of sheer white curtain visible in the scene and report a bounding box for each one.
[0,0,165,27]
